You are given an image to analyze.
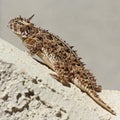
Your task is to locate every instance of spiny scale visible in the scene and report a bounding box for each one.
[8,15,116,115]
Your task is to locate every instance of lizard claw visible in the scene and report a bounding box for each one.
[50,73,71,87]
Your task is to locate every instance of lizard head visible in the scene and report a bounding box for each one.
[8,14,35,39]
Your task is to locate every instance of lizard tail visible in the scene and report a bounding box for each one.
[87,89,116,115]
[72,78,116,115]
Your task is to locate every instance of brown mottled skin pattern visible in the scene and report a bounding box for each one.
[8,15,116,115]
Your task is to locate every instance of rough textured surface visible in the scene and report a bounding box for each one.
[0,38,120,120]
[1,0,120,90]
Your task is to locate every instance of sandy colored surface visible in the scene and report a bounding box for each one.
[0,38,120,120]
[1,0,120,90]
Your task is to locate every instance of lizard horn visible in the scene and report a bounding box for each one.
[27,14,35,21]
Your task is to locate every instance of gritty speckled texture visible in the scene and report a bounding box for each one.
[0,38,120,120]
[0,60,69,120]
[1,0,120,90]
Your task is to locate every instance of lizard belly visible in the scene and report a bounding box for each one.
[37,51,55,71]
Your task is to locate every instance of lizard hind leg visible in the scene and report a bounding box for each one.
[88,81,102,92]
[89,83,102,92]
[94,85,102,92]
[50,73,71,87]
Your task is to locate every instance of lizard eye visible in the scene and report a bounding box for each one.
[17,21,24,25]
